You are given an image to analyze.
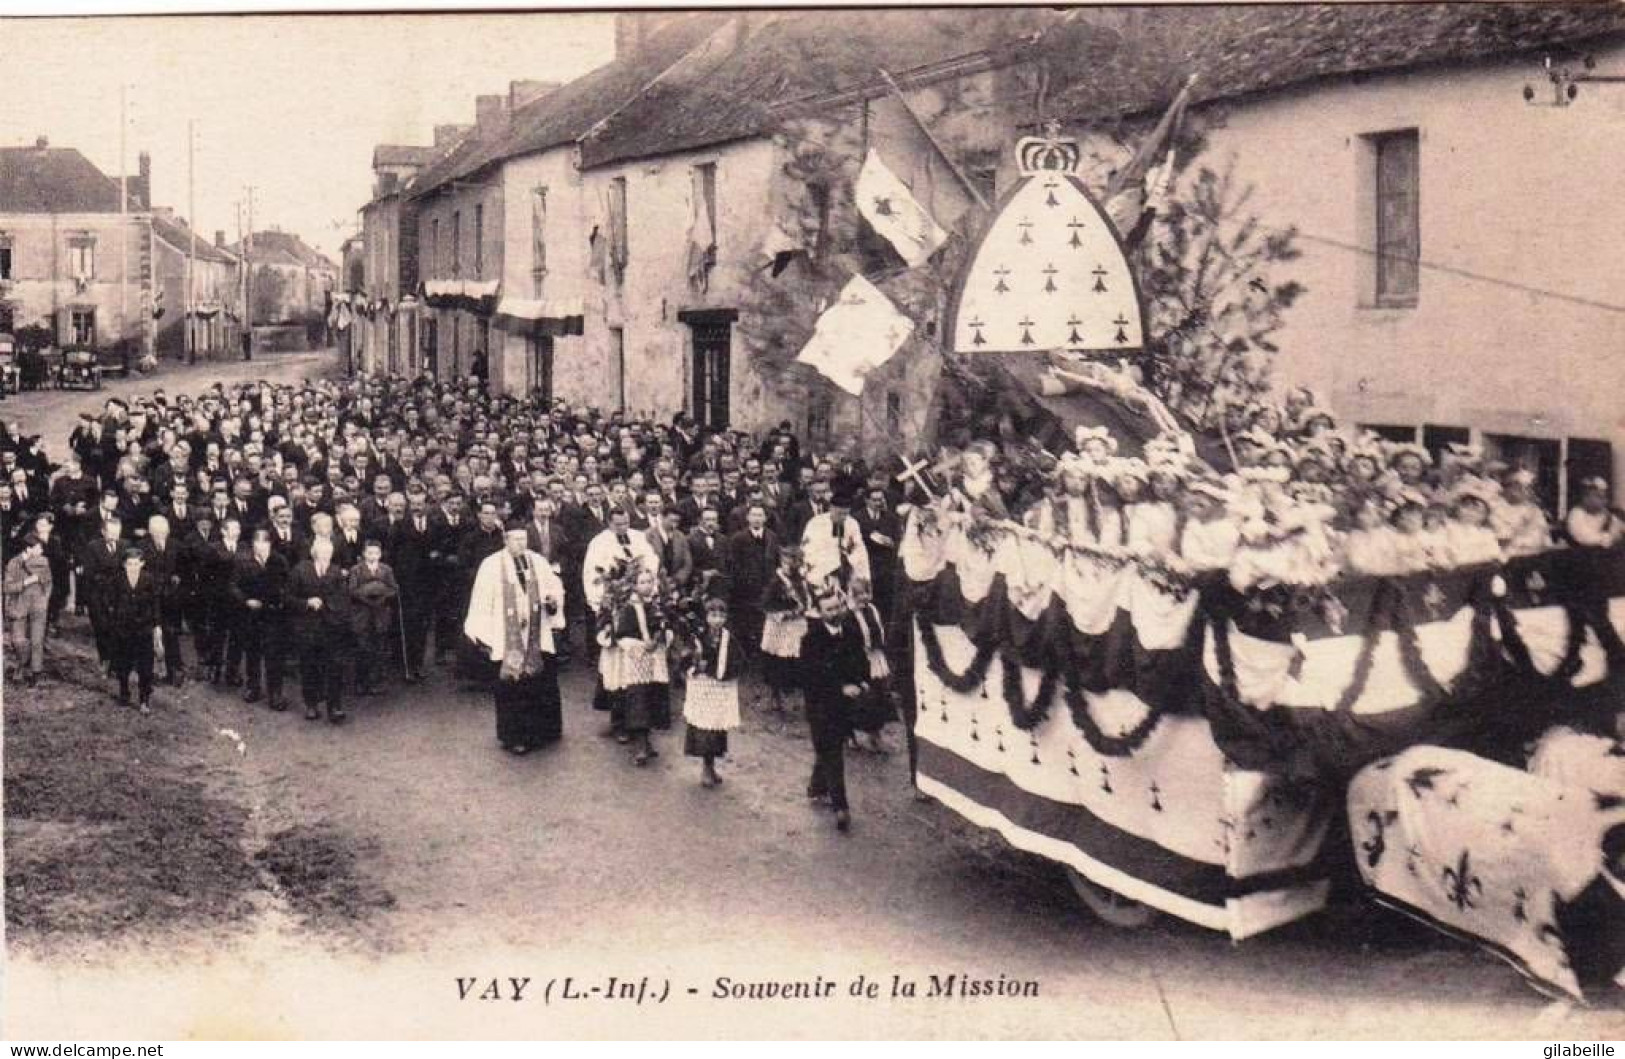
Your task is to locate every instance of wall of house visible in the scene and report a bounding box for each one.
[153,241,236,358]
[1186,45,1625,492]
[577,138,780,423]
[0,211,153,351]
[494,148,589,400]
[415,175,504,382]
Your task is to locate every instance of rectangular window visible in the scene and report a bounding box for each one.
[1372,129,1419,305]
[473,204,484,278]
[0,244,12,280]
[429,219,439,279]
[69,240,96,281]
[1358,422,1419,446]
[886,390,903,434]
[451,211,462,277]
[0,306,14,333]
[807,390,833,448]
[609,177,628,283]
[1421,424,1469,466]
[70,308,96,346]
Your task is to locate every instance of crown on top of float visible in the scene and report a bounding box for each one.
[1015,121,1081,176]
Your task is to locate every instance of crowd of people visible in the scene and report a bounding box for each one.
[0,373,925,833]
[1,371,1621,830]
[943,386,1624,593]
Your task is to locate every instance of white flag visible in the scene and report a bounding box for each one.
[795,274,913,396]
[855,150,948,268]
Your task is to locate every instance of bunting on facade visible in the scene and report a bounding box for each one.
[855,149,949,269]
[795,273,913,396]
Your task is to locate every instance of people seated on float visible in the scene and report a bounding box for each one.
[1342,436,1386,489]
[1493,468,1554,557]
[1176,478,1239,573]
[1565,476,1625,550]
[1388,495,1435,574]
[1344,495,1404,577]
[947,439,1009,522]
[1127,461,1182,558]
[1442,484,1504,567]
[1420,502,1455,570]
[1387,442,1434,498]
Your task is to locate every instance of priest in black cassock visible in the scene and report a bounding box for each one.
[464,520,567,755]
[800,588,872,833]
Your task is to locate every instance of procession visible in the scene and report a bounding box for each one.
[6,4,1625,1043]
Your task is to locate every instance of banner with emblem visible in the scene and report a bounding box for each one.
[795,274,914,396]
[855,149,949,269]
[949,132,1146,356]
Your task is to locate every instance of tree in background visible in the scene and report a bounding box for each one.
[250,266,287,325]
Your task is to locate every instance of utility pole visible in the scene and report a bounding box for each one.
[186,119,196,365]
[118,84,128,356]
[243,185,256,360]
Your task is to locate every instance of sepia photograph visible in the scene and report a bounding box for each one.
[2,1,1624,1041]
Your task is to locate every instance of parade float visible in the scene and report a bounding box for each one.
[889,124,1625,960]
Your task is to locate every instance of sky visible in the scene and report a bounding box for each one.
[0,13,614,260]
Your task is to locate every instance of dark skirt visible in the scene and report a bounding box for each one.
[620,681,671,733]
[683,724,729,759]
[849,684,897,734]
[762,654,801,692]
[494,664,563,747]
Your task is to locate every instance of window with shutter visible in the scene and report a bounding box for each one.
[1373,130,1419,306]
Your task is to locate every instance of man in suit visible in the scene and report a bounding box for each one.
[232,528,290,709]
[801,590,870,832]
[78,516,126,667]
[429,494,470,666]
[332,505,365,572]
[139,514,188,685]
[105,546,162,712]
[783,477,830,544]
[287,536,352,723]
[265,500,304,564]
[723,502,778,653]
[645,504,694,591]
[393,491,436,681]
[687,508,724,596]
[852,482,904,619]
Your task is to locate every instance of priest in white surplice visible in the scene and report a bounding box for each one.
[465,522,567,754]
[800,475,870,593]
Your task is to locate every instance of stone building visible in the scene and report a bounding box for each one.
[0,138,155,355]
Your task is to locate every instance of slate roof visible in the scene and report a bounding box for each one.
[578,8,1060,169]
[406,11,729,200]
[1050,2,1625,121]
[0,145,123,213]
[151,214,237,264]
[229,230,335,270]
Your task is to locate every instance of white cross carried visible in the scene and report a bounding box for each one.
[895,456,938,501]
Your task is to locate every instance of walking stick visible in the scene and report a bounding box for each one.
[397,591,411,680]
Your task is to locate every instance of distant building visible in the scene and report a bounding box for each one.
[151,212,241,359]
[229,228,337,327]
[355,131,466,377]
[0,137,156,355]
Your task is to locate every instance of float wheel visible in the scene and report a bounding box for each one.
[1066,867,1156,928]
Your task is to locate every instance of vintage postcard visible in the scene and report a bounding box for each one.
[3,2,1624,1041]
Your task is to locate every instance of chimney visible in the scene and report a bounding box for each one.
[434,123,471,149]
[131,150,152,209]
[214,230,225,248]
[474,94,507,131]
[34,135,49,150]
[508,79,559,111]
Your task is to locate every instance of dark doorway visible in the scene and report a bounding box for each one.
[1485,432,1562,516]
[422,317,438,378]
[681,309,736,431]
[1566,438,1613,515]
[533,335,554,405]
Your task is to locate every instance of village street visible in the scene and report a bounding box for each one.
[7,352,1621,1041]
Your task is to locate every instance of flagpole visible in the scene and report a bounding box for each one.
[876,68,989,212]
